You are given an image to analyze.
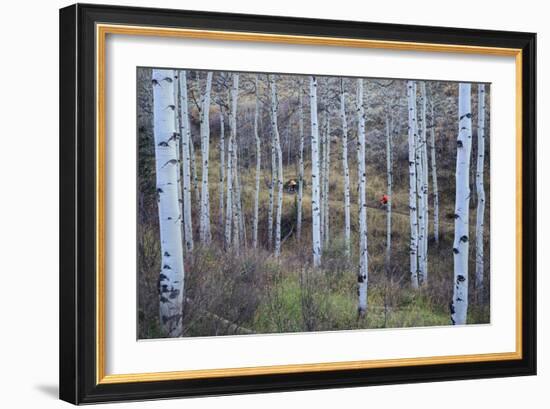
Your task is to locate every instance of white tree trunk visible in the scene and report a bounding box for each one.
[253,74,261,249]
[173,73,183,244]
[385,114,392,268]
[356,79,369,317]
[297,81,305,241]
[268,121,276,250]
[178,70,194,252]
[430,101,440,245]
[269,75,283,258]
[187,79,200,209]
[407,81,419,289]
[320,113,326,245]
[225,73,239,249]
[152,69,185,337]
[232,147,241,252]
[310,76,322,267]
[323,115,331,247]
[199,72,213,244]
[340,79,351,258]
[218,107,225,233]
[475,84,486,296]
[419,81,429,285]
[451,83,473,326]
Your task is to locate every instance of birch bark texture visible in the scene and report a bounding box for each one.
[451,83,473,326]
[269,75,284,258]
[178,70,194,252]
[356,79,369,317]
[407,81,419,289]
[430,100,440,245]
[296,80,305,241]
[253,74,261,249]
[385,114,392,268]
[419,81,429,285]
[310,76,322,267]
[218,106,225,233]
[340,79,351,258]
[152,69,185,337]
[225,74,239,249]
[199,72,213,244]
[323,114,331,247]
[475,84,486,296]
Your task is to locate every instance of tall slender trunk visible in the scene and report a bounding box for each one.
[178,70,194,251]
[268,123,276,250]
[407,81,419,289]
[218,106,225,235]
[189,130,200,208]
[310,76,322,267]
[320,112,326,245]
[385,114,392,269]
[419,81,429,285]
[340,79,351,258]
[199,72,213,244]
[232,147,240,252]
[475,84,486,296]
[451,83,473,325]
[225,74,239,249]
[152,69,185,337]
[269,75,283,258]
[323,115,331,247]
[297,81,305,241]
[173,73,183,241]
[356,79,369,317]
[430,100,440,245]
[253,75,261,249]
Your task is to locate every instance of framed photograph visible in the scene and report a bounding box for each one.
[59,3,536,404]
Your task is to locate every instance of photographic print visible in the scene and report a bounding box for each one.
[137,67,490,339]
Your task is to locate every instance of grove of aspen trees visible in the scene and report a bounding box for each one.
[137,67,490,339]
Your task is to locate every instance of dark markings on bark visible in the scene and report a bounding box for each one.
[169,289,180,299]
[453,248,459,254]
[457,275,466,283]
[161,159,178,168]
[460,235,468,243]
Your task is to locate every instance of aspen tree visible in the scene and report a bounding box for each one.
[340,78,351,258]
[430,99,440,245]
[218,105,225,233]
[419,81,429,285]
[323,115,331,246]
[407,81,419,289]
[385,114,392,268]
[356,79,369,317]
[310,76,322,267]
[451,83,473,325]
[269,75,284,257]
[253,74,261,249]
[178,70,194,251]
[225,74,239,248]
[297,80,305,241]
[475,84,486,296]
[152,69,185,337]
[199,72,213,244]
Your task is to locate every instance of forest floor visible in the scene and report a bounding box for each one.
[138,142,490,339]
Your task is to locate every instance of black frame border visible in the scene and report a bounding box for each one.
[59,3,536,404]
